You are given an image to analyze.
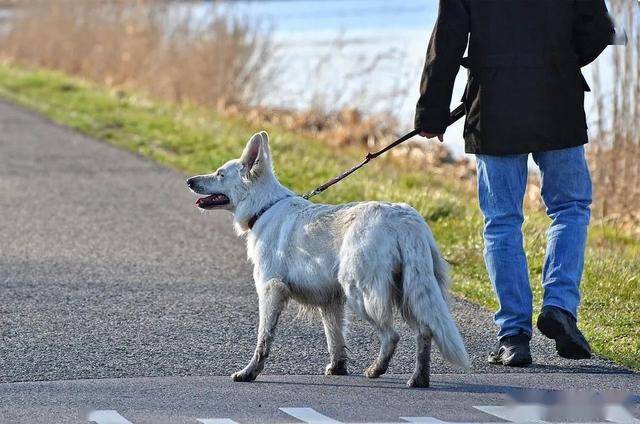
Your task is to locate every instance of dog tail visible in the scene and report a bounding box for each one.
[401,225,471,369]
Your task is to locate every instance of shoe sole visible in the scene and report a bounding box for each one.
[537,315,591,360]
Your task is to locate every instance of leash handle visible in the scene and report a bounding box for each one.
[302,104,466,200]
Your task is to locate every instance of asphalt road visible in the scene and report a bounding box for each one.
[0,100,638,423]
[2,374,639,424]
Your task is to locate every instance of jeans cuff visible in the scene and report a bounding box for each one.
[497,328,532,340]
[541,302,578,320]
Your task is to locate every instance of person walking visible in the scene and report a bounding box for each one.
[415,0,615,366]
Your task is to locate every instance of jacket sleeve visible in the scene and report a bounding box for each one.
[573,0,616,67]
[415,0,469,133]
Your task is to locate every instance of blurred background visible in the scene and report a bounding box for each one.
[0,0,637,369]
[1,0,636,224]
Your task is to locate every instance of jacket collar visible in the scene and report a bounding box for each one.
[247,195,293,230]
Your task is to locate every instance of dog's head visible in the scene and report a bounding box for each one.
[186,131,274,212]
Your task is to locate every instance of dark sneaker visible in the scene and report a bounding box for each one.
[537,306,591,360]
[488,333,532,367]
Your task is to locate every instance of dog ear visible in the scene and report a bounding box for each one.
[241,131,271,178]
[258,131,272,163]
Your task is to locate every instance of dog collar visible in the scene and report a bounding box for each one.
[247,195,293,230]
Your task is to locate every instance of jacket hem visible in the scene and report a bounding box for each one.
[465,138,589,156]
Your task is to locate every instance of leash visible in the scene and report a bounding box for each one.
[301,104,466,200]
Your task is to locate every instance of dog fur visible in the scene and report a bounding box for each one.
[187,131,470,388]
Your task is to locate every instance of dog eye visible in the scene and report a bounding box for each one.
[216,171,224,178]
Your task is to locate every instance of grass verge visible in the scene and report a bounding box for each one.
[0,64,637,371]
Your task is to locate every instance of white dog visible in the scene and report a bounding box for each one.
[187,131,470,387]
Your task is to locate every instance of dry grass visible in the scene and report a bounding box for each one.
[589,1,640,233]
[243,105,400,148]
[0,0,465,174]
[0,0,405,148]
[0,0,275,110]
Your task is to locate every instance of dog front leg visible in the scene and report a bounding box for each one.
[231,278,289,382]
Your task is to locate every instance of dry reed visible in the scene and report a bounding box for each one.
[0,0,403,147]
[589,1,639,231]
[0,0,275,110]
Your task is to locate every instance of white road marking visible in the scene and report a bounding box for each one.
[87,410,134,424]
[605,405,640,424]
[87,404,639,424]
[280,407,343,423]
[474,404,548,423]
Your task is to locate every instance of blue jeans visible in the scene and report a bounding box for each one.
[476,146,592,339]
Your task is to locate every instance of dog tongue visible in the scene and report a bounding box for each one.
[196,195,213,206]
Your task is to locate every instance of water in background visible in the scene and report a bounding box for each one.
[182,0,467,155]
[188,0,612,157]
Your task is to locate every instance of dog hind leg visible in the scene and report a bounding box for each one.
[407,329,432,388]
[338,222,400,379]
[362,294,399,379]
[320,303,348,375]
[231,279,289,382]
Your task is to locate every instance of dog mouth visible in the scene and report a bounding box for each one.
[195,193,230,209]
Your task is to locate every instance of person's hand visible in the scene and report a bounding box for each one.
[419,131,444,142]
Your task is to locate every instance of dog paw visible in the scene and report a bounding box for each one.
[406,374,430,388]
[231,370,257,382]
[363,364,385,379]
[325,362,348,376]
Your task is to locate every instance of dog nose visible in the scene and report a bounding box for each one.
[186,178,195,189]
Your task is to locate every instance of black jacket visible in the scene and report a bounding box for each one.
[415,0,615,155]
